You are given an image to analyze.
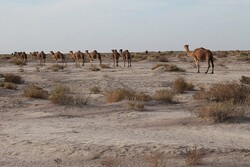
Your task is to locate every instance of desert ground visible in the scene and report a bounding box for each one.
[0,51,250,167]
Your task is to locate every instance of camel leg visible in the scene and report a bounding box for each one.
[116,58,119,67]
[205,61,210,74]
[211,59,214,74]
[195,60,200,73]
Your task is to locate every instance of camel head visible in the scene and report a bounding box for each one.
[184,45,189,50]
[50,51,54,55]
[85,50,89,54]
[119,49,123,53]
[69,51,73,54]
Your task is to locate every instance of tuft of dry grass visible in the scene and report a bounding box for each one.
[89,64,100,71]
[152,64,185,72]
[12,59,26,66]
[172,77,194,94]
[0,82,17,90]
[49,84,90,106]
[100,64,111,69]
[154,89,175,103]
[49,64,65,71]
[49,84,70,104]
[193,82,250,104]
[4,73,23,84]
[127,100,145,111]
[90,86,101,94]
[144,152,164,167]
[23,84,49,99]
[134,92,152,102]
[185,146,204,166]
[240,75,250,85]
[105,88,135,103]
[100,157,118,167]
[195,101,245,123]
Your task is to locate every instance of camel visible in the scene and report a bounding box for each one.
[85,50,102,65]
[38,51,46,66]
[119,49,131,67]
[50,51,67,66]
[184,45,214,74]
[30,51,45,66]
[111,49,120,67]
[15,52,27,63]
[69,51,85,66]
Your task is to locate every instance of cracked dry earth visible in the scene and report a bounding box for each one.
[0,55,250,167]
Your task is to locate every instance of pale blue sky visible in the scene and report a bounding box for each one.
[0,0,250,53]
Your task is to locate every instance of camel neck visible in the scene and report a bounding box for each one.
[185,48,193,57]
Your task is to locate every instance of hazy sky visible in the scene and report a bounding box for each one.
[1,0,250,53]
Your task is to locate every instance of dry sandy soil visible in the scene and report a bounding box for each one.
[0,52,250,167]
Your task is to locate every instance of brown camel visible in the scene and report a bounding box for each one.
[85,50,102,65]
[38,51,46,66]
[50,51,67,66]
[119,49,131,67]
[15,52,27,63]
[69,51,85,66]
[184,45,214,74]
[111,49,120,67]
[30,51,45,66]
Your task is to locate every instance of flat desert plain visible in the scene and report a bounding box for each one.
[0,51,250,167]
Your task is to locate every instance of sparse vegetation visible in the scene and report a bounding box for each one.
[90,86,101,94]
[100,64,111,69]
[240,75,250,85]
[196,101,245,123]
[154,89,175,103]
[185,146,204,166]
[152,64,185,72]
[127,100,145,111]
[193,82,250,104]
[49,64,65,71]
[4,73,23,84]
[49,84,90,106]
[172,77,194,94]
[23,84,49,99]
[105,88,135,103]
[0,82,17,90]
[90,64,100,71]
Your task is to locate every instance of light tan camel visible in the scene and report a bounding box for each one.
[184,45,214,74]
[111,49,120,67]
[30,51,38,60]
[69,51,85,66]
[50,51,67,66]
[85,50,102,65]
[119,49,131,67]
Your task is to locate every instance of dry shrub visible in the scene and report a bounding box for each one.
[100,64,111,69]
[127,100,145,111]
[238,53,250,61]
[154,89,175,103]
[1,82,17,90]
[90,86,101,94]
[89,64,100,71]
[49,84,90,106]
[196,101,245,123]
[240,75,250,85]
[145,153,164,167]
[185,146,204,166]
[159,56,169,62]
[23,84,49,99]
[4,73,23,84]
[193,82,250,104]
[100,157,118,167]
[12,59,26,66]
[134,92,152,101]
[152,64,185,72]
[172,77,194,94]
[105,88,135,103]
[49,64,65,71]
